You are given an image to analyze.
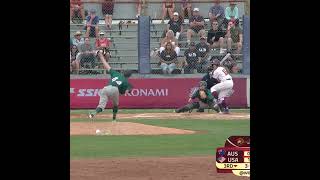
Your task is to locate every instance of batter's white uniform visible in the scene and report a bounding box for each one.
[210,67,234,101]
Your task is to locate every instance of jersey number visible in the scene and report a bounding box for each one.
[222,68,229,75]
[112,77,122,85]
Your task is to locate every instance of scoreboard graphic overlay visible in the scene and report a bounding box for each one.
[216,136,250,177]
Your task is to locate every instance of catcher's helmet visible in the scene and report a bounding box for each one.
[211,59,220,66]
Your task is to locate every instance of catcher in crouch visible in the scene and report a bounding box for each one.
[175,81,220,113]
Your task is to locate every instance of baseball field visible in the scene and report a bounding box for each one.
[70,108,250,180]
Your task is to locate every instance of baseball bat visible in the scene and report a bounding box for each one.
[220,53,231,65]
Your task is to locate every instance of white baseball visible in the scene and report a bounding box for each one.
[96,129,101,134]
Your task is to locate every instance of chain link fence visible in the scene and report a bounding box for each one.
[70,0,248,75]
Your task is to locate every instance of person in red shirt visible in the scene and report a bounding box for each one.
[70,0,85,22]
[95,31,111,62]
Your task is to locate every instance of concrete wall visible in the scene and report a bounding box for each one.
[83,1,245,19]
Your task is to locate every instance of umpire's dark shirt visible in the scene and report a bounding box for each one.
[201,73,219,89]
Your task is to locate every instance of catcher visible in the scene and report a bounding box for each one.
[175,81,220,113]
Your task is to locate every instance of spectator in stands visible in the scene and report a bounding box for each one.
[70,45,80,74]
[208,0,225,29]
[84,9,100,38]
[207,20,226,54]
[180,0,192,20]
[72,31,85,47]
[196,37,210,73]
[226,21,243,54]
[95,31,111,62]
[70,0,85,23]
[77,37,97,71]
[160,30,180,56]
[183,42,199,74]
[225,1,239,25]
[136,0,143,18]
[102,0,115,30]
[161,0,175,24]
[159,42,178,74]
[167,12,183,40]
[187,8,206,46]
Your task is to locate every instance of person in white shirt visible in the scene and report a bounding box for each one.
[209,59,234,114]
[72,31,85,47]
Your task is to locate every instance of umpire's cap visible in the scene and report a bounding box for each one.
[123,70,133,78]
[211,59,220,66]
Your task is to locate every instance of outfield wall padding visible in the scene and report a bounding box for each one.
[70,78,248,109]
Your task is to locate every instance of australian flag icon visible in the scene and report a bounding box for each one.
[218,149,225,156]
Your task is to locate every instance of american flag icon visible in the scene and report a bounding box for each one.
[217,156,226,163]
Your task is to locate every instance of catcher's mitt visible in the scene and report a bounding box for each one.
[199,90,207,99]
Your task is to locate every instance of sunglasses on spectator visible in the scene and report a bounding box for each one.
[212,23,218,25]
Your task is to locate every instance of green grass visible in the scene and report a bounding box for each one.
[70,117,250,159]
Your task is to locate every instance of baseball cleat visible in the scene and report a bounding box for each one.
[213,104,221,113]
[89,112,95,119]
[113,114,117,120]
[222,108,230,114]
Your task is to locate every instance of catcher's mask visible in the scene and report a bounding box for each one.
[199,81,207,90]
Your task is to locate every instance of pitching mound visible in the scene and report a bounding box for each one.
[71,122,195,136]
[71,112,250,120]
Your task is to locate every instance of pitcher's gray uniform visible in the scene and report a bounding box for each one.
[89,51,133,120]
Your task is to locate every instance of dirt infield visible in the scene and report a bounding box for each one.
[71,122,196,135]
[70,156,249,180]
[71,112,250,120]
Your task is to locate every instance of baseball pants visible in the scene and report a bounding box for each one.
[97,85,119,110]
[210,80,234,101]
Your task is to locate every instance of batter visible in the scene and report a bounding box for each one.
[210,59,234,114]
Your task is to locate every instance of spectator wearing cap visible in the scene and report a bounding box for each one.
[70,0,85,23]
[196,37,210,73]
[183,42,200,74]
[159,42,178,74]
[95,31,111,62]
[161,0,175,23]
[102,0,115,30]
[225,1,239,25]
[226,21,242,54]
[167,12,183,40]
[160,30,180,56]
[187,8,206,45]
[207,20,226,54]
[72,31,85,47]
[84,9,100,38]
[208,0,225,29]
[180,0,192,20]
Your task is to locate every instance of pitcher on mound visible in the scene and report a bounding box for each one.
[89,51,133,121]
